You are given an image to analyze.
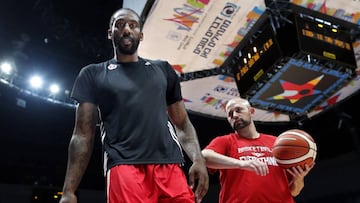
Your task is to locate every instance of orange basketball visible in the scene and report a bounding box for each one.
[272,129,317,169]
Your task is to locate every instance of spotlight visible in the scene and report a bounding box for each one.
[29,76,43,89]
[1,62,12,75]
[49,84,60,94]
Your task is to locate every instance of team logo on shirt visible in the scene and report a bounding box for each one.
[107,64,117,70]
[238,146,278,166]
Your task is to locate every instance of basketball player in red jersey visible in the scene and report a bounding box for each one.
[202,97,314,203]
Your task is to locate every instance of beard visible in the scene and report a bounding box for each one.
[232,118,251,131]
[114,36,140,55]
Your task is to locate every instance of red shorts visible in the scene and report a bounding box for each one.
[106,164,195,203]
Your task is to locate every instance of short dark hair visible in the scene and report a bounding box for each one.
[109,8,142,30]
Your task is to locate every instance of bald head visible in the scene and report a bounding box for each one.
[225,98,251,114]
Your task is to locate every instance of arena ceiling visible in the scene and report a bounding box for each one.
[138,0,360,122]
[1,0,359,122]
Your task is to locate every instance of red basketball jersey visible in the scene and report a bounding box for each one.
[205,133,295,203]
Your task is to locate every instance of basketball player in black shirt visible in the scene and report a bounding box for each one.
[59,8,208,203]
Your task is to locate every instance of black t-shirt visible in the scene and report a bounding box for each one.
[71,57,185,171]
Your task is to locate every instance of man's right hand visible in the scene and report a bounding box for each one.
[59,192,77,203]
[239,159,269,176]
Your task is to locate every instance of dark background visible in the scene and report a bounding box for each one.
[1,0,360,202]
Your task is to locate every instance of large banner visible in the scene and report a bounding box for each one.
[139,0,266,73]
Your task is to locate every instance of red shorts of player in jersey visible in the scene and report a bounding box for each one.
[106,164,195,203]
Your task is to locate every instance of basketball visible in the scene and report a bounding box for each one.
[272,129,317,169]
